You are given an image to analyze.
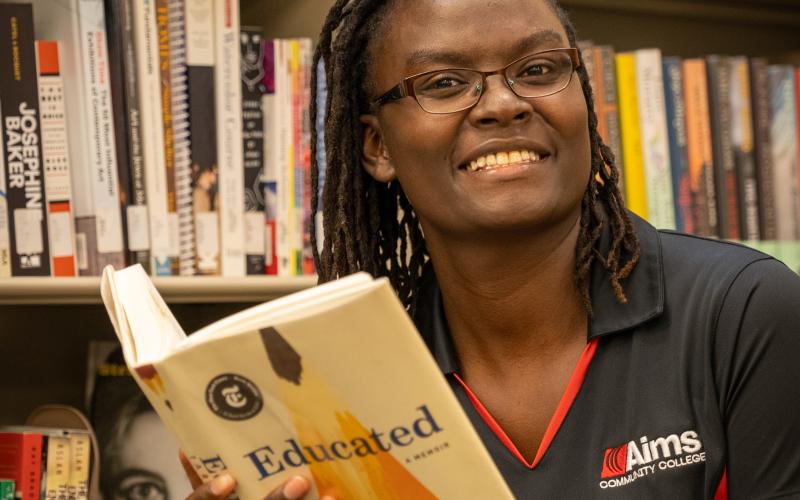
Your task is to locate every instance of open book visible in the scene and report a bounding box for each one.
[100,265,513,500]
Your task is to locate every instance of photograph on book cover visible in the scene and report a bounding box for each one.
[87,342,191,500]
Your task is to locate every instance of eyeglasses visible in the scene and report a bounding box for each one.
[373,48,580,114]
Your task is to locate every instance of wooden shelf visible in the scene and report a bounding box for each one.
[0,276,318,305]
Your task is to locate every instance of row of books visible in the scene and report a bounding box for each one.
[0,0,318,278]
[580,40,799,241]
[0,428,91,500]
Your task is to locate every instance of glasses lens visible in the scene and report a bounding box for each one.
[507,50,574,98]
[413,69,483,113]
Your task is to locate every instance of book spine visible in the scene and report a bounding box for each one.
[35,41,78,276]
[276,40,291,276]
[635,48,675,230]
[290,39,303,275]
[768,66,799,240]
[662,56,691,234]
[682,59,718,237]
[43,435,70,500]
[157,0,179,275]
[706,55,740,240]
[106,0,151,271]
[262,39,278,275]
[750,58,776,240]
[615,53,648,220]
[300,39,314,275]
[169,0,195,276]
[214,0,245,277]
[241,26,266,275]
[77,0,126,271]
[596,45,624,191]
[0,83,10,277]
[0,480,14,500]
[133,0,171,275]
[0,4,51,276]
[729,56,760,241]
[0,432,44,500]
[67,434,90,500]
[185,0,219,275]
[314,54,328,260]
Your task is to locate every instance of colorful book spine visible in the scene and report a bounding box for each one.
[215,0,245,277]
[157,0,179,275]
[729,56,760,241]
[184,0,219,275]
[262,39,278,275]
[768,66,799,241]
[662,56,692,234]
[615,53,648,220]
[35,41,77,276]
[68,433,90,500]
[43,435,70,500]
[635,48,675,230]
[133,0,171,275]
[290,39,303,275]
[750,58,776,240]
[593,45,624,189]
[300,38,314,275]
[106,0,150,272]
[706,55,740,240]
[0,431,43,500]
[0,4,51,276]
[169,0,195,276]
[241,26,266,275]
[683,59,718,237]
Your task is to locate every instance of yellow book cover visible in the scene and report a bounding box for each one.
[100,265,513,500]
[615,53,648,219]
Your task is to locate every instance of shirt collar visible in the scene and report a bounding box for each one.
[412,211,665,374]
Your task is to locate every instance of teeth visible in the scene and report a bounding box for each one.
[466,150,545,172]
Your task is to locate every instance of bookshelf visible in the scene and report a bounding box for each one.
[2,0,800,429]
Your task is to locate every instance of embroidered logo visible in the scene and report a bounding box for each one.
[599,430,705,490]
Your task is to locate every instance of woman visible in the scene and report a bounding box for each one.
[184,0,800,497]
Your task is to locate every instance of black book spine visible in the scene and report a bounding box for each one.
[750,58,777,240]
[0,4,51,275]
[706,56,740,240]
[729,57,760,241]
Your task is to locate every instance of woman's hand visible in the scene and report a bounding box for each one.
[179,451,314,500]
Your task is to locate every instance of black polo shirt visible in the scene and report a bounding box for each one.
[413,212,800,499]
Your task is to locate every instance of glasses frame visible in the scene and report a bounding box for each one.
[372,47,580,114]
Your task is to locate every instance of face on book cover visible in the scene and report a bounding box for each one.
[361,0,590,241]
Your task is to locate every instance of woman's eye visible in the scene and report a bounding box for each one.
[119,481,167,500]
[522,63,552,77]
[418,74,470,93]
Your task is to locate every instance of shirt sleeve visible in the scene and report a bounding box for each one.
[714,257,800,499]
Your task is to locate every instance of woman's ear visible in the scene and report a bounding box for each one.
[360,114,396,182]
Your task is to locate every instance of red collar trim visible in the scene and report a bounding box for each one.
[454,338,599,469]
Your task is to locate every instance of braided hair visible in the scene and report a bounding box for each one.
[310,0,640,314]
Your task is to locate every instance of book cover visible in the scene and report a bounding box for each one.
[729,56,760,241]
[185,0,219,276]
[262,39,278,275]
[750,59,776,240]
[662,56,692,234]
[706,55,740,240]
[682,59,718,237]
[35,41,78,277]
[132,0,172,275]
[241,26,266,275]
[157,0,179,275]
[768,65,799,240]
[169,0,196,276]
[0,431,43,500]
[635,48,676,230]
[595,45,624,191]
[615,53,648,220]
[101,265,514,499]
[106,0,151,272]
[43,435,70,500]
[0,4,51,276]
[215,0,245,277]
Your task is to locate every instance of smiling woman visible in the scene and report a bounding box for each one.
[182,0,800,499]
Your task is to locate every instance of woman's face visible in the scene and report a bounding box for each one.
[363,0,591,240]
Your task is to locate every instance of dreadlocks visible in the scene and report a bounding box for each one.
[310,0,640,314]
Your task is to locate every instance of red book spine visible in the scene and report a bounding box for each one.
[0,433,44,500]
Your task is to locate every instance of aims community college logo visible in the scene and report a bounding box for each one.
[206,373,264,421]
[599,430,706,490]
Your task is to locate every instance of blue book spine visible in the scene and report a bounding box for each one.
[662,57,691,233]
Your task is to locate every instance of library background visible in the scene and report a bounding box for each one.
[1,0,799,497]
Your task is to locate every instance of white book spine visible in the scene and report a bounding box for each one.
[635,48,676,230]
[276,40,291,276]
[0,100,9,277]
[214,0,245,276]
[77,0,125,258]
[169,0,195,276]
[133,0,171,274]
